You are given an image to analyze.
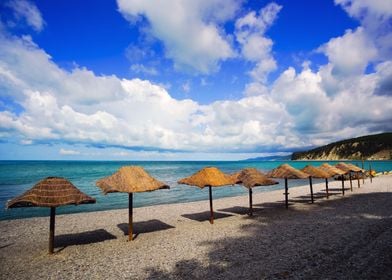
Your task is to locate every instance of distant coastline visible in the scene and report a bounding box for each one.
[243,155,291,161]
[291,132,392,161]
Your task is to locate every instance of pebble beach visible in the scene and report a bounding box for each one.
[1,175,391,279]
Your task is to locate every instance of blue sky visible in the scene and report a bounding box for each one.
[0,0,391,160]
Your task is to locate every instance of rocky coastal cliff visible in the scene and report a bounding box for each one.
[292,133,392,160]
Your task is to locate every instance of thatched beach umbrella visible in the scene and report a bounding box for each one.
[7,177,96,254]
[267,164,309,209]
[346,163,364,188]
[319,163,346,195]
[346,163,363,172]
[301,165,330,201]
[96,166,169,241]
[335,163,356,191]
[178,167,234,224]
[233,168,278,216]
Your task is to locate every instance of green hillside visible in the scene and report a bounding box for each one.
[292,133,392,160]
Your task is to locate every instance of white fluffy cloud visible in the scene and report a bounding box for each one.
[0,27,302,153]
[235,2,281,83]
[335,0,392,59]
[335,0,392,20]
[319,27,377,76]
[271,65,392,140]
[192,95,298,151]
[374,61,392,96]
[117,0,238,73]
[5,0,45,32]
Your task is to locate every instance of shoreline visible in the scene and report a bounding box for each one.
[2,160,392,221]
[1,175,391,279]
[3,174,391,222]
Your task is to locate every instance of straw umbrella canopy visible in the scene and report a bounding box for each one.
[301,165,331,201]
[345,163,363,172]
[7,177,96,254]
[335,162,354,173]
[345,163,365,188]
[96,166,169,241]
[178,167,234,224]
[335,162,357,191]
[267,164,309,209]
[319,163,346,177]
[233,168,278,216]
[319,163,347,195]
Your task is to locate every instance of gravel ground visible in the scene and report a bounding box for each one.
[0,175,391,280]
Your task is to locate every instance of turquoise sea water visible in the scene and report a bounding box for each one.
[1,160,391,220]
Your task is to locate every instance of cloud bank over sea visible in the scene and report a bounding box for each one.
[0,0,391,160]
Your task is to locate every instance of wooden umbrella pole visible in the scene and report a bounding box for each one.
[49,207,56,254]
[357,172,360,188]
[341,177,345,196]
[284,178,289,209]
[349,173,353,191]
[209,186,214,224]
[369,163,373,183]
[361,160,365,184]
[309,176,314,203]
[325,178,329,199]
[128,193,133,241]
[249,188,253,216]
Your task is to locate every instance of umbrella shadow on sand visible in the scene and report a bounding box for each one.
[0,243,14,250]
[329,187,350,192]
[55,229,116,252]
[117,219,174,240]
[253,201,292,209]
[218,206,263,215]
[182,211,233,222]
[292,191,340,203]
